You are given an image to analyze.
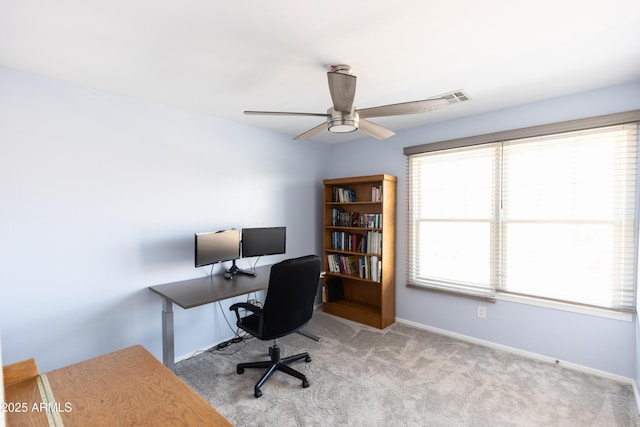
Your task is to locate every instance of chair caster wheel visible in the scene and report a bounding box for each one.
[302,379,309,388]
[237,367,244,374]
[305,355,312,363]
[254,389,262,398]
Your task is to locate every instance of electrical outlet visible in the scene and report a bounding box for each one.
[477,306,487,319]
[248,299,257,306]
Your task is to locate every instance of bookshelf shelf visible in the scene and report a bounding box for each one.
[325,226,383,231]
[325,201,383,205]
[321,270,382,284]
[323,299,381,328]
[322,174,396,329]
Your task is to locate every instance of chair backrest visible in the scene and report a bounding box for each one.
[261,255,322,340]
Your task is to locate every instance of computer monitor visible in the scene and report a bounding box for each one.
[242,227,286,258]
[194,229,241,268]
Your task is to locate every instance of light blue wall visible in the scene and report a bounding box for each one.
[0,66,328,372]
[2,64,638,380]
[328,80,640,378]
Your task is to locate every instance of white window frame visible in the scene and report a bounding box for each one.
[404,111,640,319]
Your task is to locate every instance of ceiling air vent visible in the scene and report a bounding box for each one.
[438,90,471,105]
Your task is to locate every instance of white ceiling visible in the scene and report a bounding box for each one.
[1,0,639,143]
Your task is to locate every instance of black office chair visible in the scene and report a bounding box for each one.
[229,255,321,398]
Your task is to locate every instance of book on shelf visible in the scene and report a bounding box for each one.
[371,185,383,202]
[327,254,358,275]
[357,255,381,282]
[331,208,382,228]
[332,186,356,202]
[361,213,382,228]
[331,231,363,252]
[331,208,360,227]
[331,185,382,203]
[331,230,382,255]
[327,253,381,282]
[322,277,344,302]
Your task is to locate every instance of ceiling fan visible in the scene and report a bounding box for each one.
[244,65,463,140]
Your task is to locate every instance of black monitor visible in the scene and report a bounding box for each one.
[194,229,241,268]
[242,227,286,258]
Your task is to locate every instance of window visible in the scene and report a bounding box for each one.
[405,112,639,313]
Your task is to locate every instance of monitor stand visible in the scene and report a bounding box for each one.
[224,260,256,279]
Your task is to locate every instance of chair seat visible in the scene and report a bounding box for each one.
[239,313,260,336]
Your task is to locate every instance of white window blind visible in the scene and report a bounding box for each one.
[407,115,639,312]
[500,124,637,310]
[408,144,500,298]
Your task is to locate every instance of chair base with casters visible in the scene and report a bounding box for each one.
[237,341,311,398]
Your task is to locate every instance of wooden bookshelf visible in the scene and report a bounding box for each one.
[322,174,396,329]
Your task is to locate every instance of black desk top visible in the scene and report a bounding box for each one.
[149,265,271,309]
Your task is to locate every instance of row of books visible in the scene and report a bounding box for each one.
[331,230,382,255]
[326,254,382,282]
[332,185,384,202]
[332,186,356,202]
[360,213,382,228]
[330,208,383,228]
[371,185,383,202]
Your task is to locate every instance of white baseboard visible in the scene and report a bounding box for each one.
[395,317,634,386]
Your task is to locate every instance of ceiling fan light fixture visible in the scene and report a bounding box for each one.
[329,118,358,133]
[328,107,358,133]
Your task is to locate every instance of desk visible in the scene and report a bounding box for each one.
[4,345,232,426]
[149,265,271,372]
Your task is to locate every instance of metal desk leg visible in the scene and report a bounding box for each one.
[161,298,175,372]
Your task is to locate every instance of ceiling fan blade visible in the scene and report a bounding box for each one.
[244,111,329,118]
[327,71,357,113]
[294,122,329,140]
[357,98,448,119]
[358,119,395,140]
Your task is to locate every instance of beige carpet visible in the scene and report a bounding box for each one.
[177,311,640,426]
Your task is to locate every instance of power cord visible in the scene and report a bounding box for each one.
[213,336,244,350]
[212,293,262,354]
[252,256,261,273]
[175,294,262,372]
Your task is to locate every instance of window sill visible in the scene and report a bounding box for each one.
[496,292,633,322]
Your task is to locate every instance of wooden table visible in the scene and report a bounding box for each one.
[4,345,232,426]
